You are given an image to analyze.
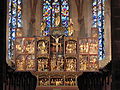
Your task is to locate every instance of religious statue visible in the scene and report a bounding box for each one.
[38,59,49,71]
[89,39,98,54]
[38,41,48,54]
[26,44,35,54]
[16,44,22,53]
[88,56,98,70]
[56,57,64,71]
[91,28,98,38]
[84,43,89,53]
[79,42,89,53]
[25,40,35,54]
[89,43,98,54]
[51,55,57,71]
[40,20,46,36]
[38,60,44,71]
[51,35,62,53]
[65,78,75,86]
[80,60,87,70]
[66,59,76,71]
[26,60,35,70]
[16,55,25,71]
[55,12,61,27]
[68,19,75,36]
[17,60,25,71]
[51,78,63,86]
[16,28,23,37]
[16,38,25,53]
[39,77,49,86]
[66,41,77,54]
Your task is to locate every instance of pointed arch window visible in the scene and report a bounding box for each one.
[43,0,69,36]
[92,0,105,60]
[8,0,23,60]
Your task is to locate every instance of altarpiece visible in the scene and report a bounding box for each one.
[7,0,109,88]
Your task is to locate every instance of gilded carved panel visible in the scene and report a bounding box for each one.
[38,58,49,71]
[65,58,77,71]
[16,55,26,71]
[26,55,36,71]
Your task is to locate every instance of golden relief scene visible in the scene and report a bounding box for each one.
[50,76,64,86]
[88,55,99,71]
[15,38,35,54]
[65,58,77,71]
[51,55,64,71]
[38,74,77,86]
[16,28,23,37]
[24,38,35,54]
[38,58,49,71]
[38,76,49,86]
[88,38,98,54]
[65,40,77,54]
[26,55,36,71]
[79,55,88,71]
[79,39,89,54]
[16,55,26,71]
[15,38,25,54]
[65,75,76,86]
[37,40,49,55]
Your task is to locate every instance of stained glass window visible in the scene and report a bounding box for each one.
[92,0,105,60]
[8,0,23,60]
[43,0,69,36]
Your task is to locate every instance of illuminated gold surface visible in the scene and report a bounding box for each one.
[68,19,75,36]
[66,41,77,54]
[37,41,48,54]
[38,58,49,71]
[16,55,26,71]
[66,58,76,71]
[26,60,35,70]
[25,39,35,54]
[40,20,46,36]
[16,28,23,37]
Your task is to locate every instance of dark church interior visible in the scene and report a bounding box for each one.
[1,0,120,90]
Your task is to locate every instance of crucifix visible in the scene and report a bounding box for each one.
[51,35,63,53]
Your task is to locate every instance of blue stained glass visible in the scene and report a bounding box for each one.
[8,0,23,60]
[43,0,51,28]
[92,0,98,28]
[42,0,69,36]
[92,0,105,60]
[97,0,105,60]
[61,0,69,27]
